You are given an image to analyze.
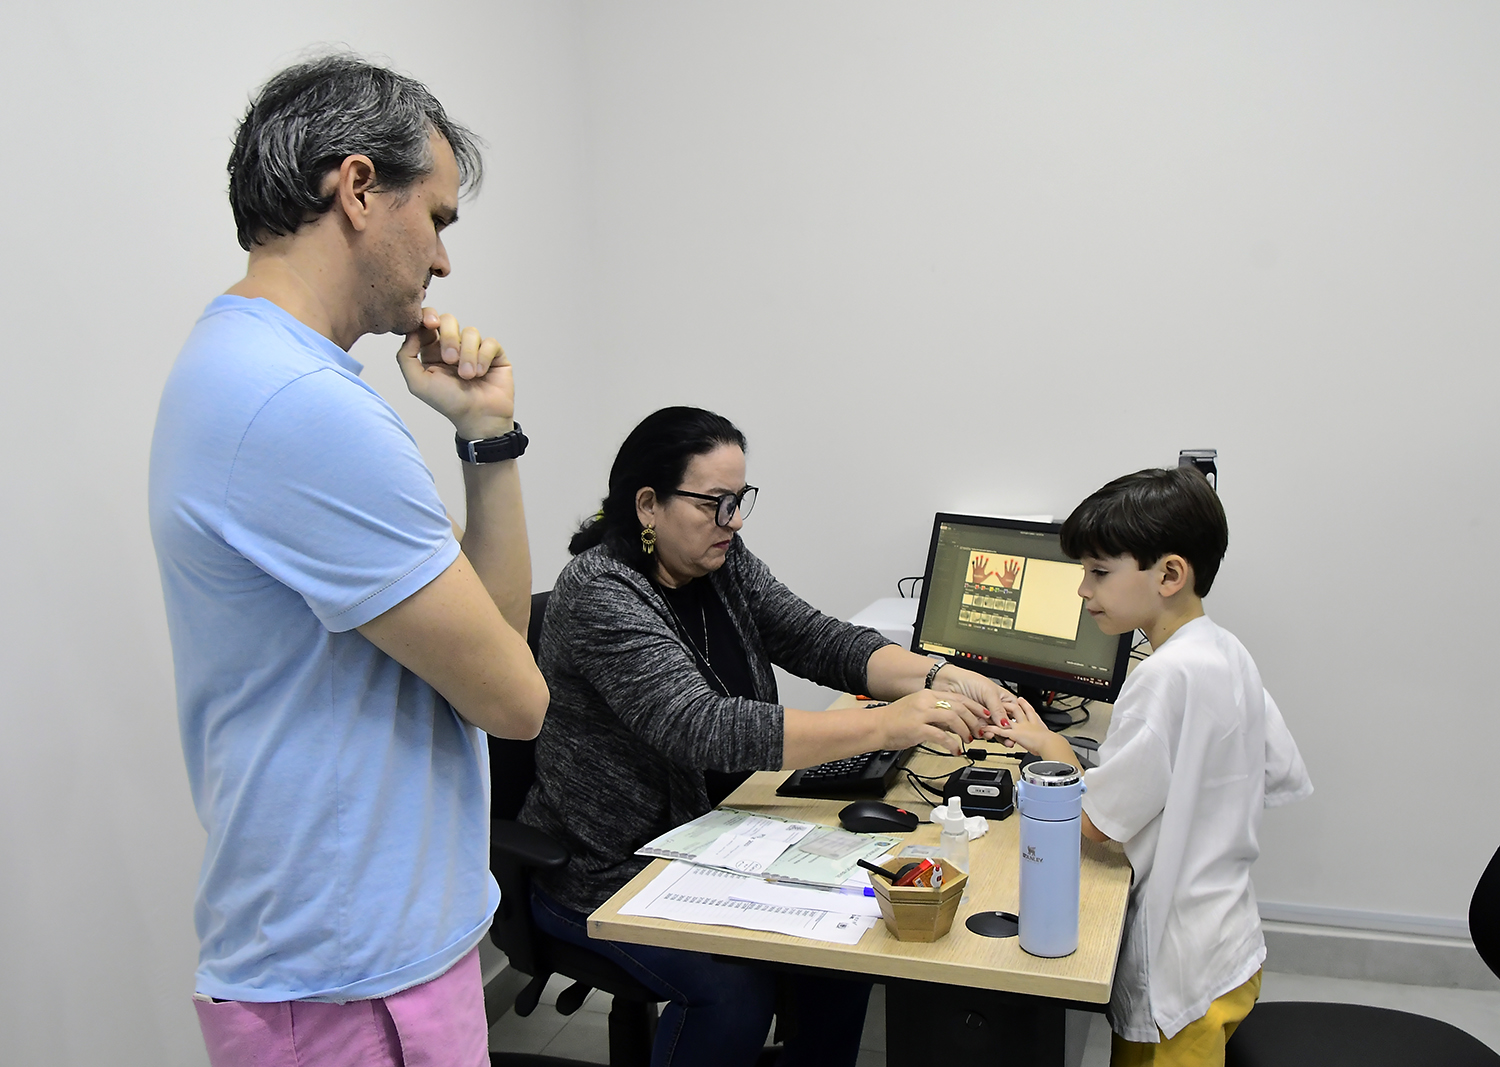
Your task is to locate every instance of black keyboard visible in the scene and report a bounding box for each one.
[776,748,915,799]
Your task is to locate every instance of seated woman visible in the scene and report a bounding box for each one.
[518,406,1012,1067]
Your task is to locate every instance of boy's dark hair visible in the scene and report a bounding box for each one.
[227,53,484,251]
[1060,467,1229,597]
[569,407,747,576]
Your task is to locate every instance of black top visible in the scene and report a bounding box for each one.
[659,577,758,805]
[657,577,756,699]
[517,539,890,911]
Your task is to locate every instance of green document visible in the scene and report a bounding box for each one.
[636,808,762,861]
[764,824,902,888]
[638,809,901,888]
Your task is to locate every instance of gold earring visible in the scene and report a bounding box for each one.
[640,526,657,555]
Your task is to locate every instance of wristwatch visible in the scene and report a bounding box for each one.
[456,422,528,463]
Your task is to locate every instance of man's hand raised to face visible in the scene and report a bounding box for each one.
[397,308,514,441]
[366,304,545,736]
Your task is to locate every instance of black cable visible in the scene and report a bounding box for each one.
[897,575,924,598]
[1067,735,1099,769]
[915,743,971,762]
[1036,695,1090,732]
[904,765,957,785]
[899,767,948,801]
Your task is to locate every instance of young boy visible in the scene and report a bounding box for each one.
[996,467,1312,1067]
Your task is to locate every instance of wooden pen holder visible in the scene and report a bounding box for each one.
[869,859,968,942]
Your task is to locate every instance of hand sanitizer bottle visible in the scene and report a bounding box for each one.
[936,802,970,902]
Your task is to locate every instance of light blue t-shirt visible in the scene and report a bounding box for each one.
[149,296,496,1002]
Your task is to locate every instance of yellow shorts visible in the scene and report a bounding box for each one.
[1111,969,1263,1067]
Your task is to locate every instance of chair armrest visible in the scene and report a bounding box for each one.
[492,819,568,871]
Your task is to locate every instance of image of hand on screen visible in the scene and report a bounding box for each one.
[969,551,1025,590]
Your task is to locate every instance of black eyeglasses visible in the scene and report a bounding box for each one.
[670,485,759,527]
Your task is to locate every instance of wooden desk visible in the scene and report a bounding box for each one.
[590,740,1132,1064]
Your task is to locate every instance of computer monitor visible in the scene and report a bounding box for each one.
[910,513,1132,729]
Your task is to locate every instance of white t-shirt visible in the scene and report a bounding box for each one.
[1083,615,1312,1041]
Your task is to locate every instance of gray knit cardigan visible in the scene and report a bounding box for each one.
[516,538,891,912]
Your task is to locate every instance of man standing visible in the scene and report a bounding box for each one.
[149,55,547,1066]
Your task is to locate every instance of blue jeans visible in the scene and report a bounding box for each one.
[531,888,871,1067]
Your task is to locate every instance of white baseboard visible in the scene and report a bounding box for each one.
[1260,900,1470,939]
[1258,903,1496,991]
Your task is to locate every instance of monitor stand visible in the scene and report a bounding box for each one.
[1014,685,1074,732]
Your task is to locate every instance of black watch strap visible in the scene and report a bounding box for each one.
[456,422,527,463]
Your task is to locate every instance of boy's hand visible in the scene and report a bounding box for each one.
[997,701,1109,843]
[929,665,1017,739]
[992,698,1080,766]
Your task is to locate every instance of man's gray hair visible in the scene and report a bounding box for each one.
[227,53,484,251]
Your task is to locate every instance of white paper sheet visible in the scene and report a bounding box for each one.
[694,814,815,875]
[637,808,899,887]
[725,880,883,918]
[619,862,879,945]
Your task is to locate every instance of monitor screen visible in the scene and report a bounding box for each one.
[910,513,1131,710]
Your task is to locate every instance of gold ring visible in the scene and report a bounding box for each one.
[934,699,952,709]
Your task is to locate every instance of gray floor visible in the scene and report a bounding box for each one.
[488,968,1500,1065]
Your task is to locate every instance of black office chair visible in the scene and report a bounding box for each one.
[488,590,663,1067]
[1225,841,1500,1066]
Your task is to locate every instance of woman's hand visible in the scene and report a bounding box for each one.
[991,698,1079,766]
[873,690,991,755]
[929,664,1020,729]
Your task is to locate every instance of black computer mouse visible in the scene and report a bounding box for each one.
[838,800,920,834]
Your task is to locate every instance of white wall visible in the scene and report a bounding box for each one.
[570,0,1500,925]
[1,3,1495,1063]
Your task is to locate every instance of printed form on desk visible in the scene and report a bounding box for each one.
[619,862,881,945]
[624,809,901,943]
[695,814,814,875]
[637,808,901,887]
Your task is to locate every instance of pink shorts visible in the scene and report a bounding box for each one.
[193,946,488,1067]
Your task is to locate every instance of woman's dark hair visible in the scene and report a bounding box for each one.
[571,407,747,573]
[227,53,484,251]
[1059,467,1229,597]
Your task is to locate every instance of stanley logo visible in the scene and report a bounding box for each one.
[1022,845,1042,864]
